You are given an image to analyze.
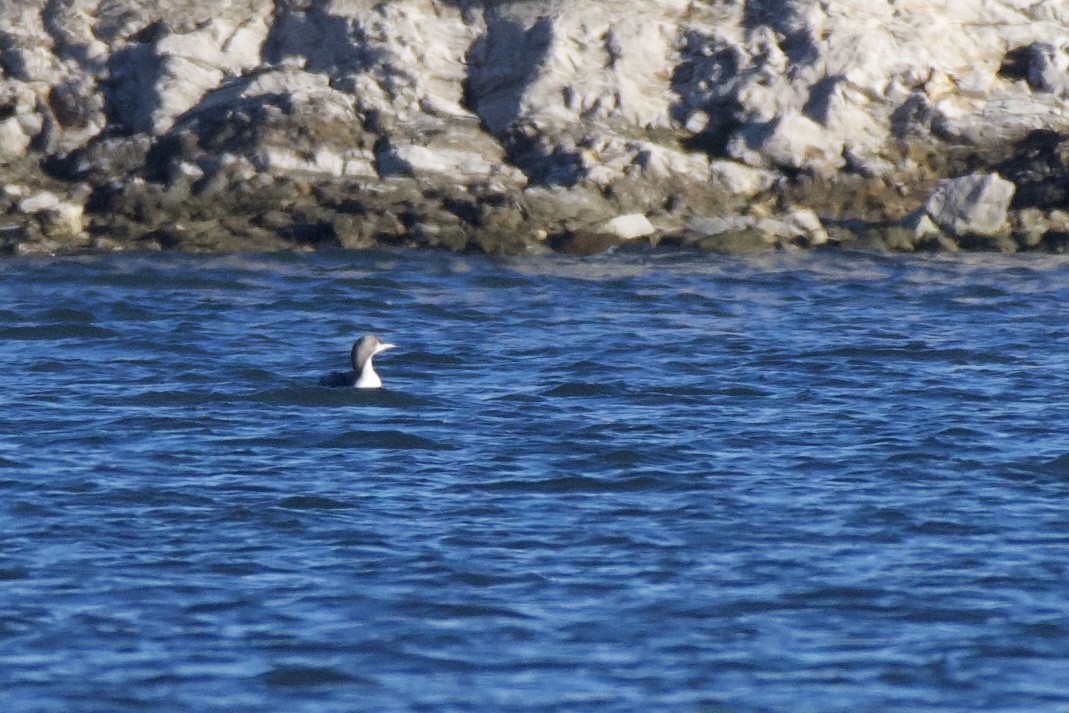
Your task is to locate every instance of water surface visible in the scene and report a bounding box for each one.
[2,248,1069,711]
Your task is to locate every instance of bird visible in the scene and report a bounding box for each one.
[318,334,396,388]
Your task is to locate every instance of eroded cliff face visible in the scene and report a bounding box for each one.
[3,0,1069,255]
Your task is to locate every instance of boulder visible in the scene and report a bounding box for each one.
[686,210,829,247]
[600,213,655,240]
[728,113,845,174]
[375,131,526,187]
[18,190,85,240]
[108,17,270,134]
[1022,42,1069,96]
[709,160,777,198]
[925,173,1016,237]
[0,117,33,158]
[785,208,830,246]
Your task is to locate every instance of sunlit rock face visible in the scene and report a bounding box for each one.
[2,0,1069,254]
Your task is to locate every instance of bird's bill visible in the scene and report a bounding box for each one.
[375,342,396,354]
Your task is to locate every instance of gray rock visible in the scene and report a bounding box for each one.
[925,173,1016,237]
[728,114,845,174]
[686,216,758,237]
[1024,43,1069,96]
[107,17,269,134]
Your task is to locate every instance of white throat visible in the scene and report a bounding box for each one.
[355,357,382,388]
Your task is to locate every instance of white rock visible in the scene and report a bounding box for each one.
[161,18,267,74]
[467,3,684,135]
[340,151,379,178]
[1,46,57,82]
[577,137,708,186]
[686,213,826,244]
[686,216,756,236]
[709,160,776,197]
[44,202,85,236]
[632,143,710,183]
[902,209,944,240]
[601,213,655,240]
[254,146,376,178]
[376,131,526,185]
[19,191,83,236]
[153,56,224,129]
[785,208,829,246]
[925,173,1016,237]
[110,17,270,134]
[19,191,61,213]
[679,0,1069,171]
[728,113,845,173]
[377,144,488,180]
[684,110,710,134]
[281,0,480,131]
[239,66,333,97]
[176,161,205,180]
[0,117,31,157]
[753,217,797,240]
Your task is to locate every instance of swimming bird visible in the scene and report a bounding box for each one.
[319,334,396,388]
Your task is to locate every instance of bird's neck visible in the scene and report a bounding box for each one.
[355,358,382,388]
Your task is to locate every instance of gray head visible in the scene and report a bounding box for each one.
[350,334,396,372]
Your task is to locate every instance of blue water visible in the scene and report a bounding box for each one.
[2,248,1069,712]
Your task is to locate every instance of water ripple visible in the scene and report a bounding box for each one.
[1,249,1069,712]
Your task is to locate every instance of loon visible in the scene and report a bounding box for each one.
[319,334,396,388]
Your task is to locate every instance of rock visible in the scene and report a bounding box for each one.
[37,205,85,239]
[0,222,29,254]
[255,146,376,178]
[522,184,616,234]
[581,138,710,187]
[108,16,270,134]
[785,208,830,246]
[600,213,655,241]
[925,173,1016,237]
[0,117,33,158]
[0,0,1068,254]
[49,78,105,136]
[1011,207,1050,247]
[709,160,776,198]
[1022,43,1069,96]
[16,190,85,244]
[692,229,777,255]
[549,230,625,256]
[467,3,683,136]
[901,209,945,242]
[997,130,1069,209]
[728,113,845,174]
[686,216,759,238]
[683,215,777,253]
[410,219,471,252]
[18,191,63,213]
[376,131,526,186]
[686,211,828,248]
[1,46,57,83]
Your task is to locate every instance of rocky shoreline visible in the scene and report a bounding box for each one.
[3,0,1069,256]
